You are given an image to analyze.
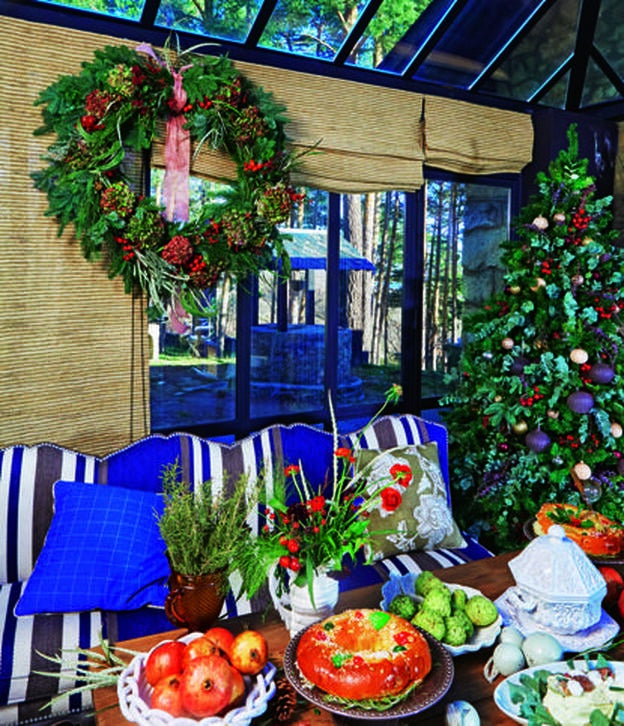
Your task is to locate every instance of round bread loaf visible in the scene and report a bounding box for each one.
[295,608,432,701]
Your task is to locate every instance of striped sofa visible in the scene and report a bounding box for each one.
[0,414,491,724]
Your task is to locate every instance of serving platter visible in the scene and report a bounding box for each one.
[283,624,453,721]
[493,659,624,725]
[523,517,624,565]
[380,573,502,656]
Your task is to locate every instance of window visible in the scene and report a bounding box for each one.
[150,176,517,435]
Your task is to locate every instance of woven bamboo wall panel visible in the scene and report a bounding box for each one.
[0,17,149,455]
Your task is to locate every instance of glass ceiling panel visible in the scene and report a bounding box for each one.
[405,0,548,90]
[582,57,621,107]
[346,0,432,73]
[155,0,263,43]
[495,0,579,103]
[258,0,367,61]
[33,0,144,21]
[594,0,624,79]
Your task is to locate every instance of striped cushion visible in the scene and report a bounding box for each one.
[0,582,104,715]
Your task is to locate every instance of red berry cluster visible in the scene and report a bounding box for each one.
[115,235,137,262]
[558,432,601,452]
[592,298,621,320]
[570,208,590,231]
[520,386,544,407]
[539,258,558,275]
[202,221,221,245]
[243,159,272,173]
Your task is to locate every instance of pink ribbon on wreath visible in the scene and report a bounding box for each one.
[136,44,191,223]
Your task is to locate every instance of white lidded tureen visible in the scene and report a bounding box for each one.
[505,524,606,635]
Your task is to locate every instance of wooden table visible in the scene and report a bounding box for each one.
[93,552,624,725]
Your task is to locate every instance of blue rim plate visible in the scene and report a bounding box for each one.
[493,659,624,725]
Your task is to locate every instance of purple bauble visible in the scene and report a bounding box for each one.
[525,429,551,453]
[588,362,615,385]
[566,390,595,414]
[510,356,530,375]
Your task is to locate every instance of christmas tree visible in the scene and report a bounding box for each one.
[442,125,624,552]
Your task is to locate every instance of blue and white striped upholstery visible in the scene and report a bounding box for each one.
[0,414,491,723]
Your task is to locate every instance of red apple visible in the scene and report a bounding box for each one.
[180,654,235,718]
[226,665,246,710]
[144,640,186,687]
[182,635,219,670]
[151,673,185,717]
[599,566,624,606]
[228,630,269,676]
[204,626,235,658]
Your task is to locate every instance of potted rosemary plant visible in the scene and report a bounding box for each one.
[157,462,259,631]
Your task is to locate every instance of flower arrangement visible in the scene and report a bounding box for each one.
[32,39,305,314]
[241,385,409,596]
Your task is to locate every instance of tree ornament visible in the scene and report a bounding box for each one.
[573,461,592,480]
[483,351,493,360]
[510,356,529,375]
[571,274,584,286]
[547,409,560,420]
[582,237,593,246]
[566,390,594,414]
[588,362,615,385]
[610,422,623,439]
[509,285,521,295]
[530,278,546,291]
[501,337,515,350]
[553,212,566,225]
[581,478,602,505]
[532,215,549,230]
[525,428,551,453]
[512,420,528,435]
[569,348,589,364]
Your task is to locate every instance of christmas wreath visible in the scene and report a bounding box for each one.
[32,42,304,313]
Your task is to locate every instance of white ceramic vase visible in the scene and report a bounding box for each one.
[269,565,339,637]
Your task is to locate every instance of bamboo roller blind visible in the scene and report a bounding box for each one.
[1,16,533,453]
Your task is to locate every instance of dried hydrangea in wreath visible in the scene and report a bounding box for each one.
[32,42,304,313]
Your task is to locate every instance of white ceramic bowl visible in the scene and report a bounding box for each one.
[117,632,276,726]
[380,573,502,656]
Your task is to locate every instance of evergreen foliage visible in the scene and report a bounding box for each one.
[442,126,624,551]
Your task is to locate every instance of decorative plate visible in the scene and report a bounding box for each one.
[380,573,502,656]
[282,624,454,721]
[523,517,624,565]
[117,632,277,726]
[495,589,620,653]
[493,659,624,725]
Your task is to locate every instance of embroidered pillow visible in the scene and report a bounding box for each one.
[357,442,465,562]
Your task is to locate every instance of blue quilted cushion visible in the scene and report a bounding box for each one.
[14,481,169,615]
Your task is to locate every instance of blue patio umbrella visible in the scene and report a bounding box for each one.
[279,229,376,271]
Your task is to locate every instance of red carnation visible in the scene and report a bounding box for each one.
[390,463,412,487]
[380,487,402,512]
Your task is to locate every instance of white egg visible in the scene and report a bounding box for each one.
[498,626,524,648]
[484,642,526,681]
[521,632,564,667]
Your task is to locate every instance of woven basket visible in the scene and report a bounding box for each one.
[117,632,277,726]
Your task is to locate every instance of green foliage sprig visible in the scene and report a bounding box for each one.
[32,39,305,314]
[157,462,259,589]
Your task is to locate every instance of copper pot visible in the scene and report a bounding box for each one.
[164,569,227,631]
